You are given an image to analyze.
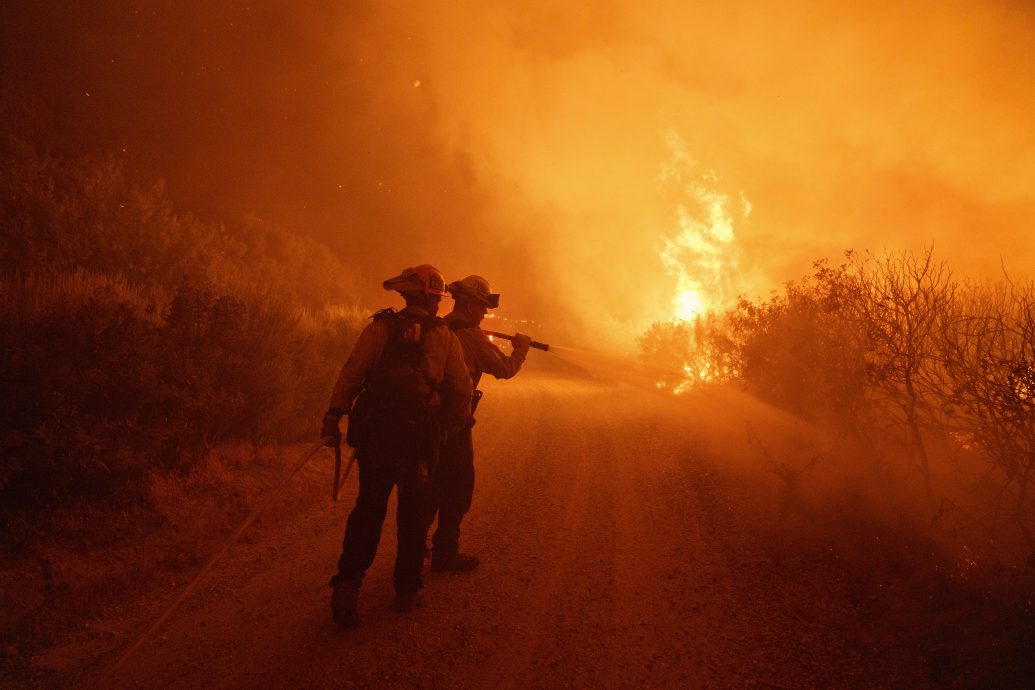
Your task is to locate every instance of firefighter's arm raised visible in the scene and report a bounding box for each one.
[465,329,529,380]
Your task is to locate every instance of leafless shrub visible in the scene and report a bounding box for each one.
[847,248,957,499]
[929,278,1035,554]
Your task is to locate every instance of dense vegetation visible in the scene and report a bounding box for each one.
[641,250,1035,579]
[0,136,364,541]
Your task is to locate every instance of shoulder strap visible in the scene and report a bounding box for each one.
[364,310,447,398]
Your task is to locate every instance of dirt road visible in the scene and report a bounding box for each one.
[72,370,932,688]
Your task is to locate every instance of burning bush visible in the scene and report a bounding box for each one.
[638,312,739,391]
[641,248,1035,565]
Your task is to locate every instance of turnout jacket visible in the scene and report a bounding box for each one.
[328,306,473,433]
[444,312,527,387]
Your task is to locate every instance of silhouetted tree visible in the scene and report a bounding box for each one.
[931,279,1035,554]
[850,248,956,500]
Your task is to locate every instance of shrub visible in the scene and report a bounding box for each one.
[0,140,364,534]
[640,248,1035,563]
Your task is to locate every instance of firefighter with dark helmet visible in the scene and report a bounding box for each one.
[321,264,472,627]
[427,275,531,572]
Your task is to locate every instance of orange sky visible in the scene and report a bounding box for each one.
[2,1,1033,349]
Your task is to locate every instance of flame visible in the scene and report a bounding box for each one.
[658,130,747,324]
[653,130,750,391]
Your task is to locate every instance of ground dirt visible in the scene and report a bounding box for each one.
[4,364,1032,689]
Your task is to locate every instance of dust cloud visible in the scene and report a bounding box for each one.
[2,1,1033,350]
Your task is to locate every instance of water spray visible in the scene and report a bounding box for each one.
[480,329,700,399]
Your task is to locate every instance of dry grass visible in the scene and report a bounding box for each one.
[0,442,323,657]
[0,268,164,324]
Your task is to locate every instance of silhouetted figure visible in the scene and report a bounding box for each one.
[428,275,531,572]
[321,265,471,627]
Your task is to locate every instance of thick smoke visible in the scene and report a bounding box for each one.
[2,0,1033,349]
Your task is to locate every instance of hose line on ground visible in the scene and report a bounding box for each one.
[98,439,338,687]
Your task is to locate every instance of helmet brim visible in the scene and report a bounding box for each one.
[448,287,500,309]
[446,275,500,309]
[383,266,448,295]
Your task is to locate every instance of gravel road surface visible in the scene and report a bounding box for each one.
[70,370,930,688]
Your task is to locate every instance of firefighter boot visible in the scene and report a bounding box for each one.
[431,552,480,572]
[330,578,359,628]
[394,588,424,614]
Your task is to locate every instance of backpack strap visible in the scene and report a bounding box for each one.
[371,309,446,399]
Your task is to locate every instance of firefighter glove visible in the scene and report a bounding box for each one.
[512,332,532,355]
[321,413,342,446]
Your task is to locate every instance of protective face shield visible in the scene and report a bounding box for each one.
[447,275,500,309]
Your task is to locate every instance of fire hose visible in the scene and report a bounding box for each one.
[481,329,550,351]
[102,438,354,685]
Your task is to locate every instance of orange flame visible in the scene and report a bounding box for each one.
[655,131,750,391]
[658,130,749,324]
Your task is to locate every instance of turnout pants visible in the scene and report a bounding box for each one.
[336,422,433,595]
[428,426,475,559]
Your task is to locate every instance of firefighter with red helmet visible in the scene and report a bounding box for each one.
[321,265,472,627]
[427,275,531,572]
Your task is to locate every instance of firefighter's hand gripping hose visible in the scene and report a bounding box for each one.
[99,437,351,687]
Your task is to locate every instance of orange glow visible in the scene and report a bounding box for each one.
[3,2,1033,353]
